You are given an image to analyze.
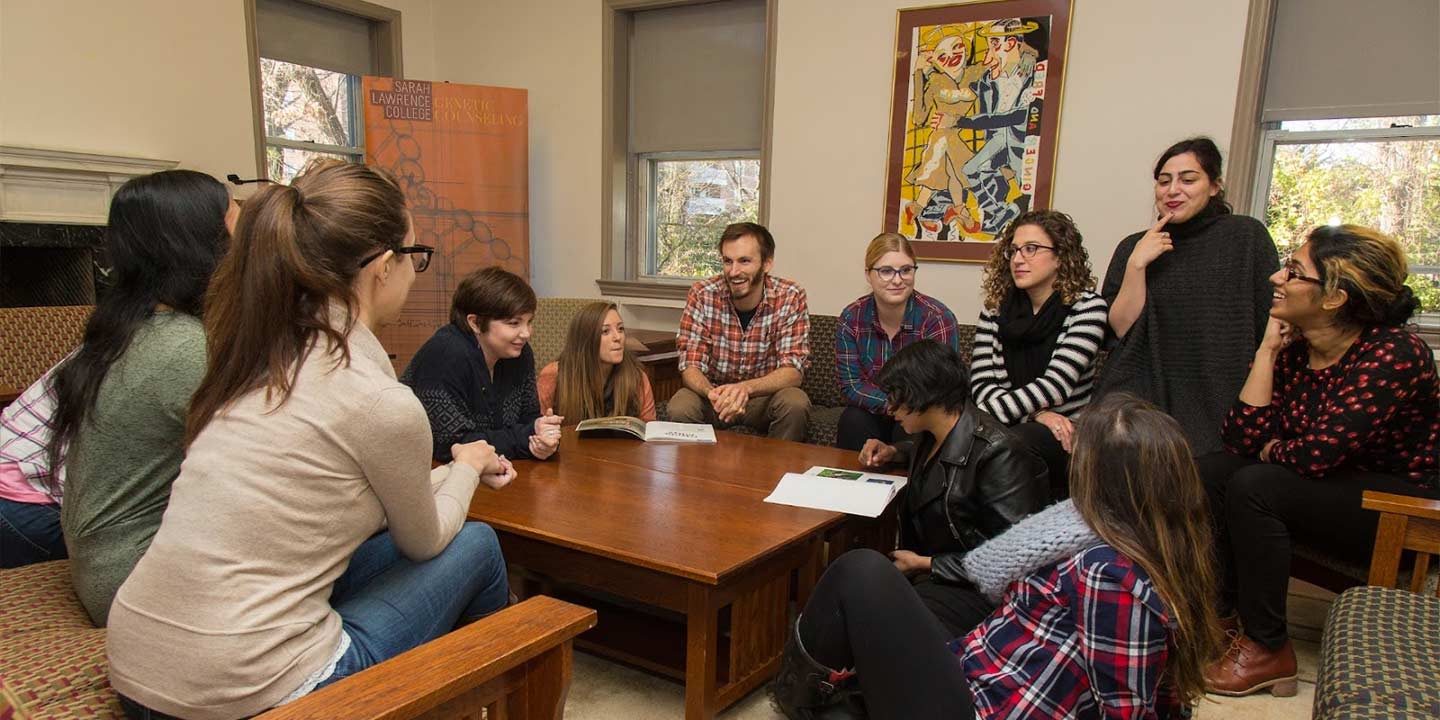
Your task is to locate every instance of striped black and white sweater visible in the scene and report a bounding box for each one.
[969,291,1108,425]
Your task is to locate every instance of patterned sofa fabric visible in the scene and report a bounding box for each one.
[1314,585,1440,720]
[0,306,93,392]
[0,560,122,719]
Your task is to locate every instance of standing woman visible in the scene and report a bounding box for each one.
[536,301,656,422]
[1099,137,1279,454]
[835,233,960,450]
[970,209,1108,496]
[1200,225,1438,697]
[49,169,235,625]
[107,161,514,719]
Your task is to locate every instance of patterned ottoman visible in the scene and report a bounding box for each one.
[0,560,120,719]
[1313,585,1440,719]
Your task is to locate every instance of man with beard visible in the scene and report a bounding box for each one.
[669,222,812,440]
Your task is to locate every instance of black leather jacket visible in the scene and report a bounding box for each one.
[897,403,1047,584]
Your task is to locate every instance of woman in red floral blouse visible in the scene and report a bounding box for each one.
[1199,224,1440,698]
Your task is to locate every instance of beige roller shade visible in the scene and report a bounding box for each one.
[1263,0,1440,122]
[629,0,767,154]
[257,0,374,76]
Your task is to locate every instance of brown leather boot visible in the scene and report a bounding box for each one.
[1204,633,1298,697]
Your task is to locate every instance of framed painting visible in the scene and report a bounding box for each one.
[883,0,1073,262]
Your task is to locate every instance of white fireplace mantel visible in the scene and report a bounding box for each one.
[0,146,179,225]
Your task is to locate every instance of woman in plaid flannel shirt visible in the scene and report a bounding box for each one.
[774,393,1224,720]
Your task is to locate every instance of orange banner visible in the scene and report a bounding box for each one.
[363,77,529,371]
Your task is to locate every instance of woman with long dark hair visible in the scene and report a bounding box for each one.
[1098,137,1279,454]
[106,160,513,720]
[49,169,234,625]
[776,393,1224,720]
[536,301,656,422]
[971,209,1107,497]
[1200,225,1439,696]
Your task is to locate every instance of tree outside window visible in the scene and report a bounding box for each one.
[644,157,761,280]
[261,58,363,183]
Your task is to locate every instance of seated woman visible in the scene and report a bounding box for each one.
[971,209,1108,498]
[0,360,68,568]
[536,301,656,422]
[857,340,1046,637]
[835,233,959,450]
[776,393,1224,720]
[1199,224,1439,697]
[107,160,515,720]
[45,170,235,624]
[403,266,562,462]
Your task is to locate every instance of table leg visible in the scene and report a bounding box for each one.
[684,583,720,720]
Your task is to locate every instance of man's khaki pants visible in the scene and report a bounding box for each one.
[666,386,811,442]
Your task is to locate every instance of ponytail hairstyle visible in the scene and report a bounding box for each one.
[1304,224,1420,329]
[552,301,646,422]
[1068,392,1224,709]
[48,170,230,479]
[185,159,407,444]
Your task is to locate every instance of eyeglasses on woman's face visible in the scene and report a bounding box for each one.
[1003,243,1056,261]
[869,265,918,283]
[357,244,435,273]
[1281,255,1321,285]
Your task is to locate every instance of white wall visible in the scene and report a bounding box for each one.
[0,0,436,189]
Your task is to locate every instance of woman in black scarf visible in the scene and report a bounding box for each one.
[1098,137,1280,454]
[970,209,1108,498]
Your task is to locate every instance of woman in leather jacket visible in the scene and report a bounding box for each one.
[857,339,1048,636]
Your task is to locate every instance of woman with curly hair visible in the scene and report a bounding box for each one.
[970,209,1107,497]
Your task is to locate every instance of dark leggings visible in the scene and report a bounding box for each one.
[798,549,975,720]
[1010,421,1070,501]
[835,406,902,451]
[1197,451,1440,649]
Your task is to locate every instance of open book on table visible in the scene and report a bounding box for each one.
[763,466,908,518]
[575,416,717,443]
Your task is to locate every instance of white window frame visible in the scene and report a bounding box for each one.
[636,150,761,282]
[1251,121,1440,331]
[261,66,367,176]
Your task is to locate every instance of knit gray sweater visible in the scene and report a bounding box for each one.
[961,499,1099,603]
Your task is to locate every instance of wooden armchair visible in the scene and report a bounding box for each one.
[1361,490,1440,594]
[257,595,596,720]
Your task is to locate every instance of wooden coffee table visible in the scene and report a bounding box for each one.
[470,429,885,720]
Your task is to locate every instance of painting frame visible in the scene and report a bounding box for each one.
[883,0,1073,262]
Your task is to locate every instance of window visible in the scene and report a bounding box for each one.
[1253,116,1440,321]
[599,0,772,294]
[641,154,761,278]
[260,59,363,183]
[246,0,401,182]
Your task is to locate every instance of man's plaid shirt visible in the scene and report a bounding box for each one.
[676,274,809,385]
[960,544,1185,719]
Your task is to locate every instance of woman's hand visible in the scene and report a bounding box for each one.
[479,455,516,490]
[1034,410,1075,453]
[1259,316,1295,356]
[1259,439,1280,463]
[890,550,931,574]
[530,410,563,459]
[1128,213,1175,270]
[859,439,898,468]
[452,440,500,475]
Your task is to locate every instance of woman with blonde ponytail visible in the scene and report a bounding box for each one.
[106,160,514,720]
[774,392,1223,720]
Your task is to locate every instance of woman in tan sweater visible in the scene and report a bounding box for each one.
[106,160,515,720]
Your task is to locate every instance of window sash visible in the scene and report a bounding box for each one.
[637,150,760,281]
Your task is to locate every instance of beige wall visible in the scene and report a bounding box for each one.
[430,0,1252,327]
[0,0,436,187]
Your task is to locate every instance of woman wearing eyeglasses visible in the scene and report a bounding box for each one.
[1098,137,1279,455]
[1198,225,1438,698]
[835,233,960,450]
[106,161,514,720]
[970,210,1107,499]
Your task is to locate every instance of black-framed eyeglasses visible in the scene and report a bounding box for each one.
[870,265,918,282]
[1003,243,1056,260]
[1281,255,1322,285]
[358,244,435,273]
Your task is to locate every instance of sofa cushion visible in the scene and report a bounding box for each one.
[0,562,92,638]
[1314,586,1440,719]
[0,627,115,717]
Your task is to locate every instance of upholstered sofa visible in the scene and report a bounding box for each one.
[0,560,595,720]
[0,306,93,398]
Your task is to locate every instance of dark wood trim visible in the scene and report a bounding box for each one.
[1226,0,1276,216]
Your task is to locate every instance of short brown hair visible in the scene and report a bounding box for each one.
[717,222,775,261]
[450,266,537,332]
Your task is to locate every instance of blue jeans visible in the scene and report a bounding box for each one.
[0,497,67,568]
[314,521,510,689]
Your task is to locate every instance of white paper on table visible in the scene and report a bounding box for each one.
[764,468,907,518]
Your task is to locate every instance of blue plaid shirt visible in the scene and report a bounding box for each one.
[835,291,959,413]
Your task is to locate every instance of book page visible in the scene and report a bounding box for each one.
[642,421,717,443]
[576,415,647,439]
[764,472,902,518]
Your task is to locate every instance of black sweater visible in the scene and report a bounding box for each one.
[400,323,541,462]
[1097,205,1279,454]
